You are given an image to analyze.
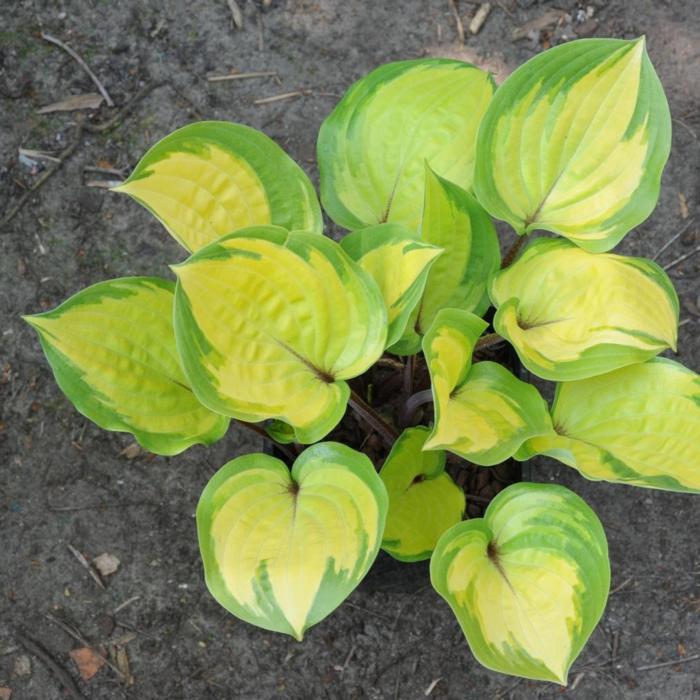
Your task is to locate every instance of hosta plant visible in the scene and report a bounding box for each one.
[25,38,700,685]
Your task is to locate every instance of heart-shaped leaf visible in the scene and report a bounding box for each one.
[519,358,700,493]
[474,38,671,252]
[431,482,610,684]
[340,223,442,347]
[23,277,229,455]
[114,121,322,253]
[318,59,495,232]
[422,309,552,465]
[197,442,388,640]
[379,427,465,562]
[173,226,387,443]
[489,238,678,381]
[391,166,501,355]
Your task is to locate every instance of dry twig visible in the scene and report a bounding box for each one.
[84,165,125,176]
[663,243,700,272]
[447,0,465,44]
[469,3,491,34]
[150,18,167,38]
[19,148,61,163]
[348,389,399,447]
[253,90,306,105]
[609,576,634,595]
[37,93,104,114]
[257,12,265,51]
[41,33,114,107]
[652,220,695,260]
[333,644,357,673]
[86,179,123,189]
[226,0,244,28]
[637,653,700,672]
[83,81,164,134]
[673,117,698,142]
[113,596,141,614]
[424,678,442,696]
[67,543,105,590]
[207,70,278,82]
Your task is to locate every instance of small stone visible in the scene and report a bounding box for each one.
[13,655,31,677]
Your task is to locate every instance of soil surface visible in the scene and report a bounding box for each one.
[1,1,699,699]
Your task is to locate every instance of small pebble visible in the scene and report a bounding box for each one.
[13,655,31,677]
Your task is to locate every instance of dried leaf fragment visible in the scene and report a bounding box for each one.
[70,647,106,681]
[0,687,12,700]
[93,552,121,577]
[113,645,134,686]
[119,442,142,459]
[226,0,243,28]
[37,93,104,114]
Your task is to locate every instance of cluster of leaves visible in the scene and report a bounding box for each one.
[25,38,700,684]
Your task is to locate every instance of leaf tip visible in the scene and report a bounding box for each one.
[556,667,571,687]
[109,181,127,193]
[21,313,43,330]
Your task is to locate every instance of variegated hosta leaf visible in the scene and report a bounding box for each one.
[23,277,229,455]
[173,226,387,444]
[431,482,610,684]
[197,442,388,640]
[391,166,501,355]
[419,167,501,328]
[318,59,495,232]
[474,38,671,253]
[114,121,322,253]
[379,427,465,562]
[340,223,442,347]
[422,309,552,466]
[489,238,678,381]
[265,419,296,445]
[520,358,700,493]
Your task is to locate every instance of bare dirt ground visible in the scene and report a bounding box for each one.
[1,1,699,698]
